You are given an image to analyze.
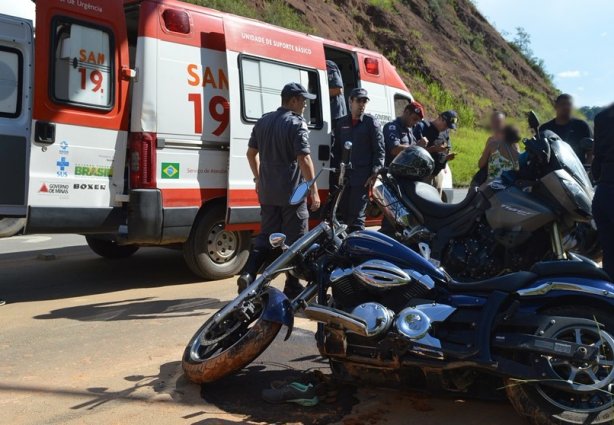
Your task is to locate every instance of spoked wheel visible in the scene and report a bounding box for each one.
[182,293,281,384]
[506,306,614,425]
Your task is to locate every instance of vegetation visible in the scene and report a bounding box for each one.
[579,106,605,122]
[368,0,397,11]
[509,27,554,85]
[185,0,313,33]
[448,127,490,187]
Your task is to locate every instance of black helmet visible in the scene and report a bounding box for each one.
[389,146,434,180]
[525,130,555,165]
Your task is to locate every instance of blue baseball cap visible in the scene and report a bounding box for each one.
[440,110,458,129]
[350,87,370,100]
[281,82,316,100]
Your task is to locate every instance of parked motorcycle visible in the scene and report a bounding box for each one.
[182,141,614,425]
[372,112,600,280]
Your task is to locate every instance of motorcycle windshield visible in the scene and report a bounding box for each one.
[551,139,593,192]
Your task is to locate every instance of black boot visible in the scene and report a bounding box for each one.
[283,274,304,300]
[237,246,269,293]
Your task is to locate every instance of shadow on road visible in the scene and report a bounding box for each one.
[33,297,224,321]
[0,246,203,303]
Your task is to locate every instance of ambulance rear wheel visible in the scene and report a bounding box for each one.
[85,236,139,259]
[183,204,250,281]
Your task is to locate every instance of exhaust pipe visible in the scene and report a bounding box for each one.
[303,304,369,337]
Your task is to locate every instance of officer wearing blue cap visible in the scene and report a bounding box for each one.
[332,87,385,232]
[238,82,321,297]
[413,110,458,194]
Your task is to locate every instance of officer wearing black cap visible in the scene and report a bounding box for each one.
[332,87,385,232]
[413,110,458,194]
[238,82,321,297]
[592,102,614,278]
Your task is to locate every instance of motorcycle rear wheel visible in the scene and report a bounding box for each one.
[505,306,614,425]
[182,293,281,384]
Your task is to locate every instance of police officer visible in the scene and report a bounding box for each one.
[379,101,426,235]
[592,102,614,278]
[332,88,384,232]
[413,110,458,194]
[326,60,347,129]
[383,100,427,165]
[237,82,321,297]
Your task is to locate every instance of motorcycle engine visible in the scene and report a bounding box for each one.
[442,222,502,280]
[330,264,431,313]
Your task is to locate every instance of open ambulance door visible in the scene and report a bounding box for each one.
[0,13,33,237]
[27,0,130,234]
[223,17,330,229]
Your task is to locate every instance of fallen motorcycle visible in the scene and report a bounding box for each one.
[182,142,614,425]
[372,111,601,280]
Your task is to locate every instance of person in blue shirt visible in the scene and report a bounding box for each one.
[382,100,427,166]
[413,110,458,195]
[237,83,321,298]
[332,88,385,232]
[326,60,347,129]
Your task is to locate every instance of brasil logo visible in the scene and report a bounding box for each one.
[161,162,180,179]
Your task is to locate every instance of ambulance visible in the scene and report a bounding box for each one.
[0,0,452,279]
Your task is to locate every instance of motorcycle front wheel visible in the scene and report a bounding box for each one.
[182,293,281,384]
[506,306,614,425]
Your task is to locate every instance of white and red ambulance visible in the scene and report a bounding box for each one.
[0,0,451,279]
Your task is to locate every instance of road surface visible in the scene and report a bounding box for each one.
[0,234,520,424]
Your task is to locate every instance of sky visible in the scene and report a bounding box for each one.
[474,0,614,107]
[1,0,612,107]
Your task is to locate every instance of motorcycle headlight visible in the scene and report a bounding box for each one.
[561,177,592,218]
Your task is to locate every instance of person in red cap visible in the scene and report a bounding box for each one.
[382,101,427,166]
[379,100,427,235]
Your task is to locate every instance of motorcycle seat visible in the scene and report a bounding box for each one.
[531,261,611,281]
[449,271,538,293]
[398,180,479,219]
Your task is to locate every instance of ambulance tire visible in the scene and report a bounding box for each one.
[183,204,250,281]
[85,236,139,259]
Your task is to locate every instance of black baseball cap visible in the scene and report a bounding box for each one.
[440,110,458,129]
[350,87,370,100]
[281,82,316,100]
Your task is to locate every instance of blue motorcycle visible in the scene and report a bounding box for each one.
[182,142,614,425]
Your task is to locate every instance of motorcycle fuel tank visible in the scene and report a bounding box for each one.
[485,186,555,232]
[338,230,448,282]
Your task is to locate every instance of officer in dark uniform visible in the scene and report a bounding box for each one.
[379,100,426,235]
[413,110,458,194]
[332,88,384,232]
[592,102,614,278]
[238,82,321,297]
[326,60,347,129]
[383,100,426,165]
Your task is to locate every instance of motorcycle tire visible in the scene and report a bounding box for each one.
[182,294,282,384]
[505,305,614,425]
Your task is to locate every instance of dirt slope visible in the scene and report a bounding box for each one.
[188,0,557,123]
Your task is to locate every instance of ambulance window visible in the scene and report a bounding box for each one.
[394,94,411,117]
[0,47,22,118]
[239,56,322,128]
[51,19,113,110]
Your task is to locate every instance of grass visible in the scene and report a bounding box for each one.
[368,0,397,10]
[448,127,490,187]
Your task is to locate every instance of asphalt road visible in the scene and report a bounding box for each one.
[0,234,520,425]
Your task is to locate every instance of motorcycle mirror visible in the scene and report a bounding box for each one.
[528,110,540,133]
[289,181,312,205]
[269,233,287,249]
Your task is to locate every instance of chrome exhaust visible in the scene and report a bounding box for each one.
[303,304,369,337]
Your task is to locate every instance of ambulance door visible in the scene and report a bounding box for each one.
[28,0,129,232]
[0,14,33,223]
[223,18,329,226]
